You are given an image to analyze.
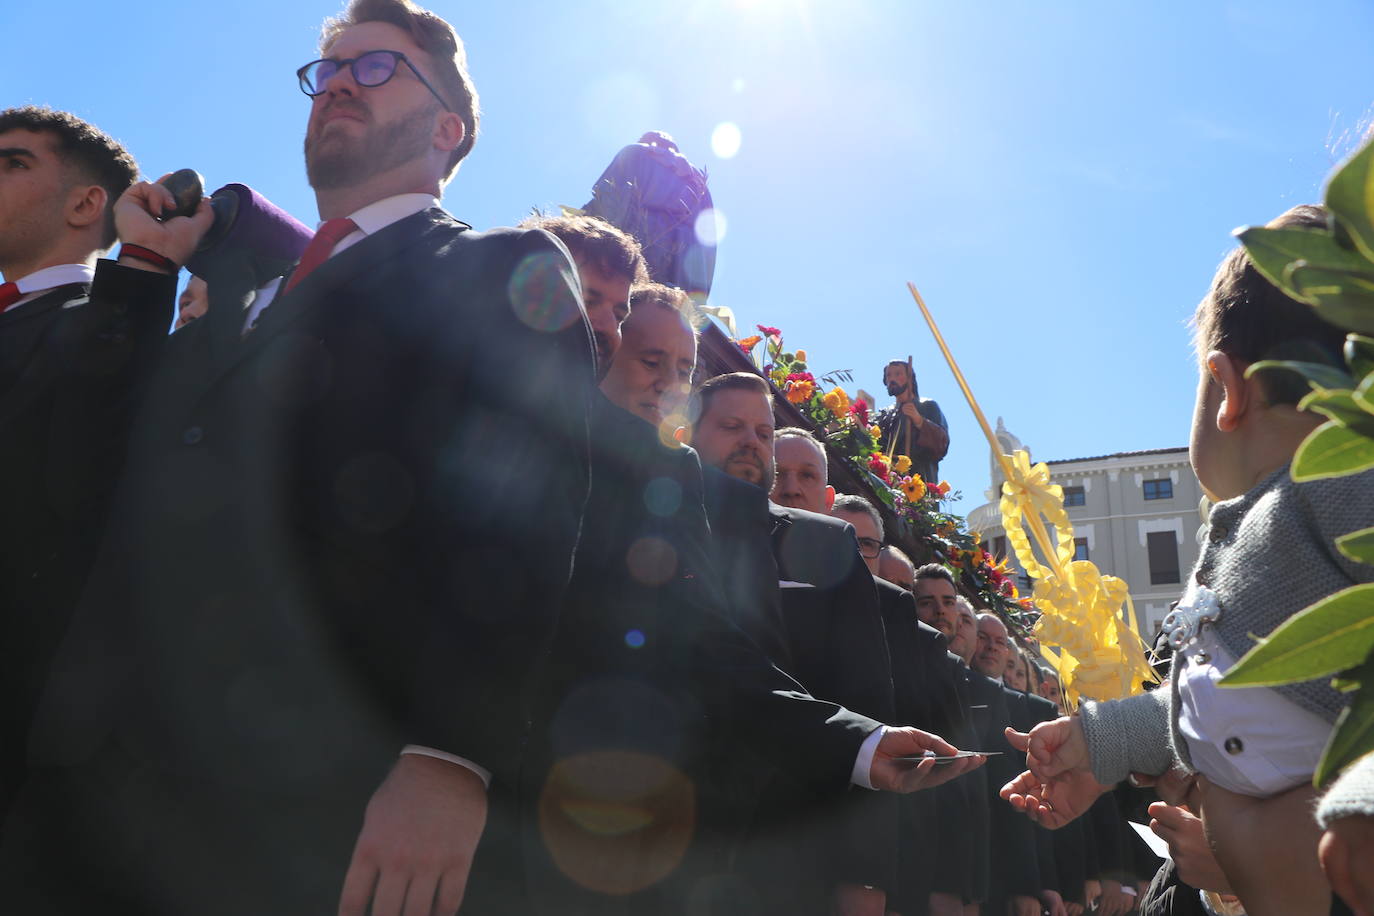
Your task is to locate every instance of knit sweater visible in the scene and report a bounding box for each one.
[1318,753,1374,827]
[1080,464,1374,793]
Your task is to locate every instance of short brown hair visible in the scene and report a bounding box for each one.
[520,214,647,286]
[833,493,882,539]
[696,371,771,421]
[914,562,955,588]
[320,0,479,177]
[0,106,138,248]
[630,282,701,330]
[1193,204,1347,405]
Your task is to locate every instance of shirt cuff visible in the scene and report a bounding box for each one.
[851,725,887,790]
[400,745,492,789]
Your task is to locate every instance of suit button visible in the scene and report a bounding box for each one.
[1209,525,1229,544]
[1224,736,1244,755]
[182,425,204,446]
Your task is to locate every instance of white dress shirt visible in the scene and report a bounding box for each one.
[2,263,95,311]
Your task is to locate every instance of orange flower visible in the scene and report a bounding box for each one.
[737,334,762,353]
[786,379,815,403]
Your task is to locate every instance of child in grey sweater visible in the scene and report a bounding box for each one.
[1001,204,1374,916]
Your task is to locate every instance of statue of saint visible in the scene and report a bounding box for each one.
[874,358,950,484]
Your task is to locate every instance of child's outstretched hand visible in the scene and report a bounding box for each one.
[1320,814,1374,916]
[1000,718,1111,829]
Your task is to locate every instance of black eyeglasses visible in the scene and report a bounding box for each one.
[297,50,452,113]
[856,537,882,559]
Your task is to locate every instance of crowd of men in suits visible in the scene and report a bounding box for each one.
[0,0,1158,913]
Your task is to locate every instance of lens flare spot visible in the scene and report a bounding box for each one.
[693,208,727,247]
[710,122,742,160]
[508,250,579,332]
[625,629,646,649]
[626,537,677,586]
[643,477,683,517]
[539,751,696,895]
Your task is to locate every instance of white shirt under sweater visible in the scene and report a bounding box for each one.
[243,194,888,790]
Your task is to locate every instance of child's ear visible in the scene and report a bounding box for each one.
[1207,351,1249,432]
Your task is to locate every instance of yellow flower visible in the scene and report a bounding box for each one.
[901,476,927,502]
[795,349,807,362]
[821,386,850,417]
[786,379,815,404]
[893,455,912,475]
[868,424,882,441]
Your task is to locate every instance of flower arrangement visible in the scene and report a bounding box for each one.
[736,325,1036,628]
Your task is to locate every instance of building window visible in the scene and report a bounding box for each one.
[993,536,1007,559]
[1073,537,1089,561]
[1063,486,1085,507]
[1147,531,1180,584]
[1143,479,1173,500]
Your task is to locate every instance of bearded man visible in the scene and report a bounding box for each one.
[3,2,594,914]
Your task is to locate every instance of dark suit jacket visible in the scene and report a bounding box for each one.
[700,467,792,668]
[934,661,1017,905]
[994,687,1058,904]
[0,268,173,808]
[20,211,596,910]
[765,505,898,899]
[524,398,882,916]
[875,578,966,913]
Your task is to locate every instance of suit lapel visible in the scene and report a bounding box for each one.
[212,209,460,381]
[0,283,91,392]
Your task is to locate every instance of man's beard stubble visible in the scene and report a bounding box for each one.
[305,97,442,191]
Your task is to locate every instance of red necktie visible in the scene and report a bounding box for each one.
[283,218,359,294]
[0,282,21,312]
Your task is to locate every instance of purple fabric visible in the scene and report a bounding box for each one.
[186,183,313,280]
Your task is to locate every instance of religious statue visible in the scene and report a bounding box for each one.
[874,357,950,485]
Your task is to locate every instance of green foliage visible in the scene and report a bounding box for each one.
[1220,584,1374,687]
[1324,140,1374,263]
[1292,421,1374,480]
[1317,656,1374,786]
[1338,527,1374,566]
[1299,388,1374,437]
[1231,140,1374,787]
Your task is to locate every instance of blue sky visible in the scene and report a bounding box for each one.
[8,0,1373,515]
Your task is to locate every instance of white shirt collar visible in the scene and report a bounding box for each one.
[7,263,95,296]
[337,193,439,239]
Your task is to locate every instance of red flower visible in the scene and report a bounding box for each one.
[852,399,869,426]
[757,324,782,338]
[786,371,815,384]
[867,453,891,483]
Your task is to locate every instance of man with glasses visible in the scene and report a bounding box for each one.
[4,2,594,914]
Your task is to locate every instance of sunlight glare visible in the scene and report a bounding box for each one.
[694,208,727,247]
[710,122,742,159]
